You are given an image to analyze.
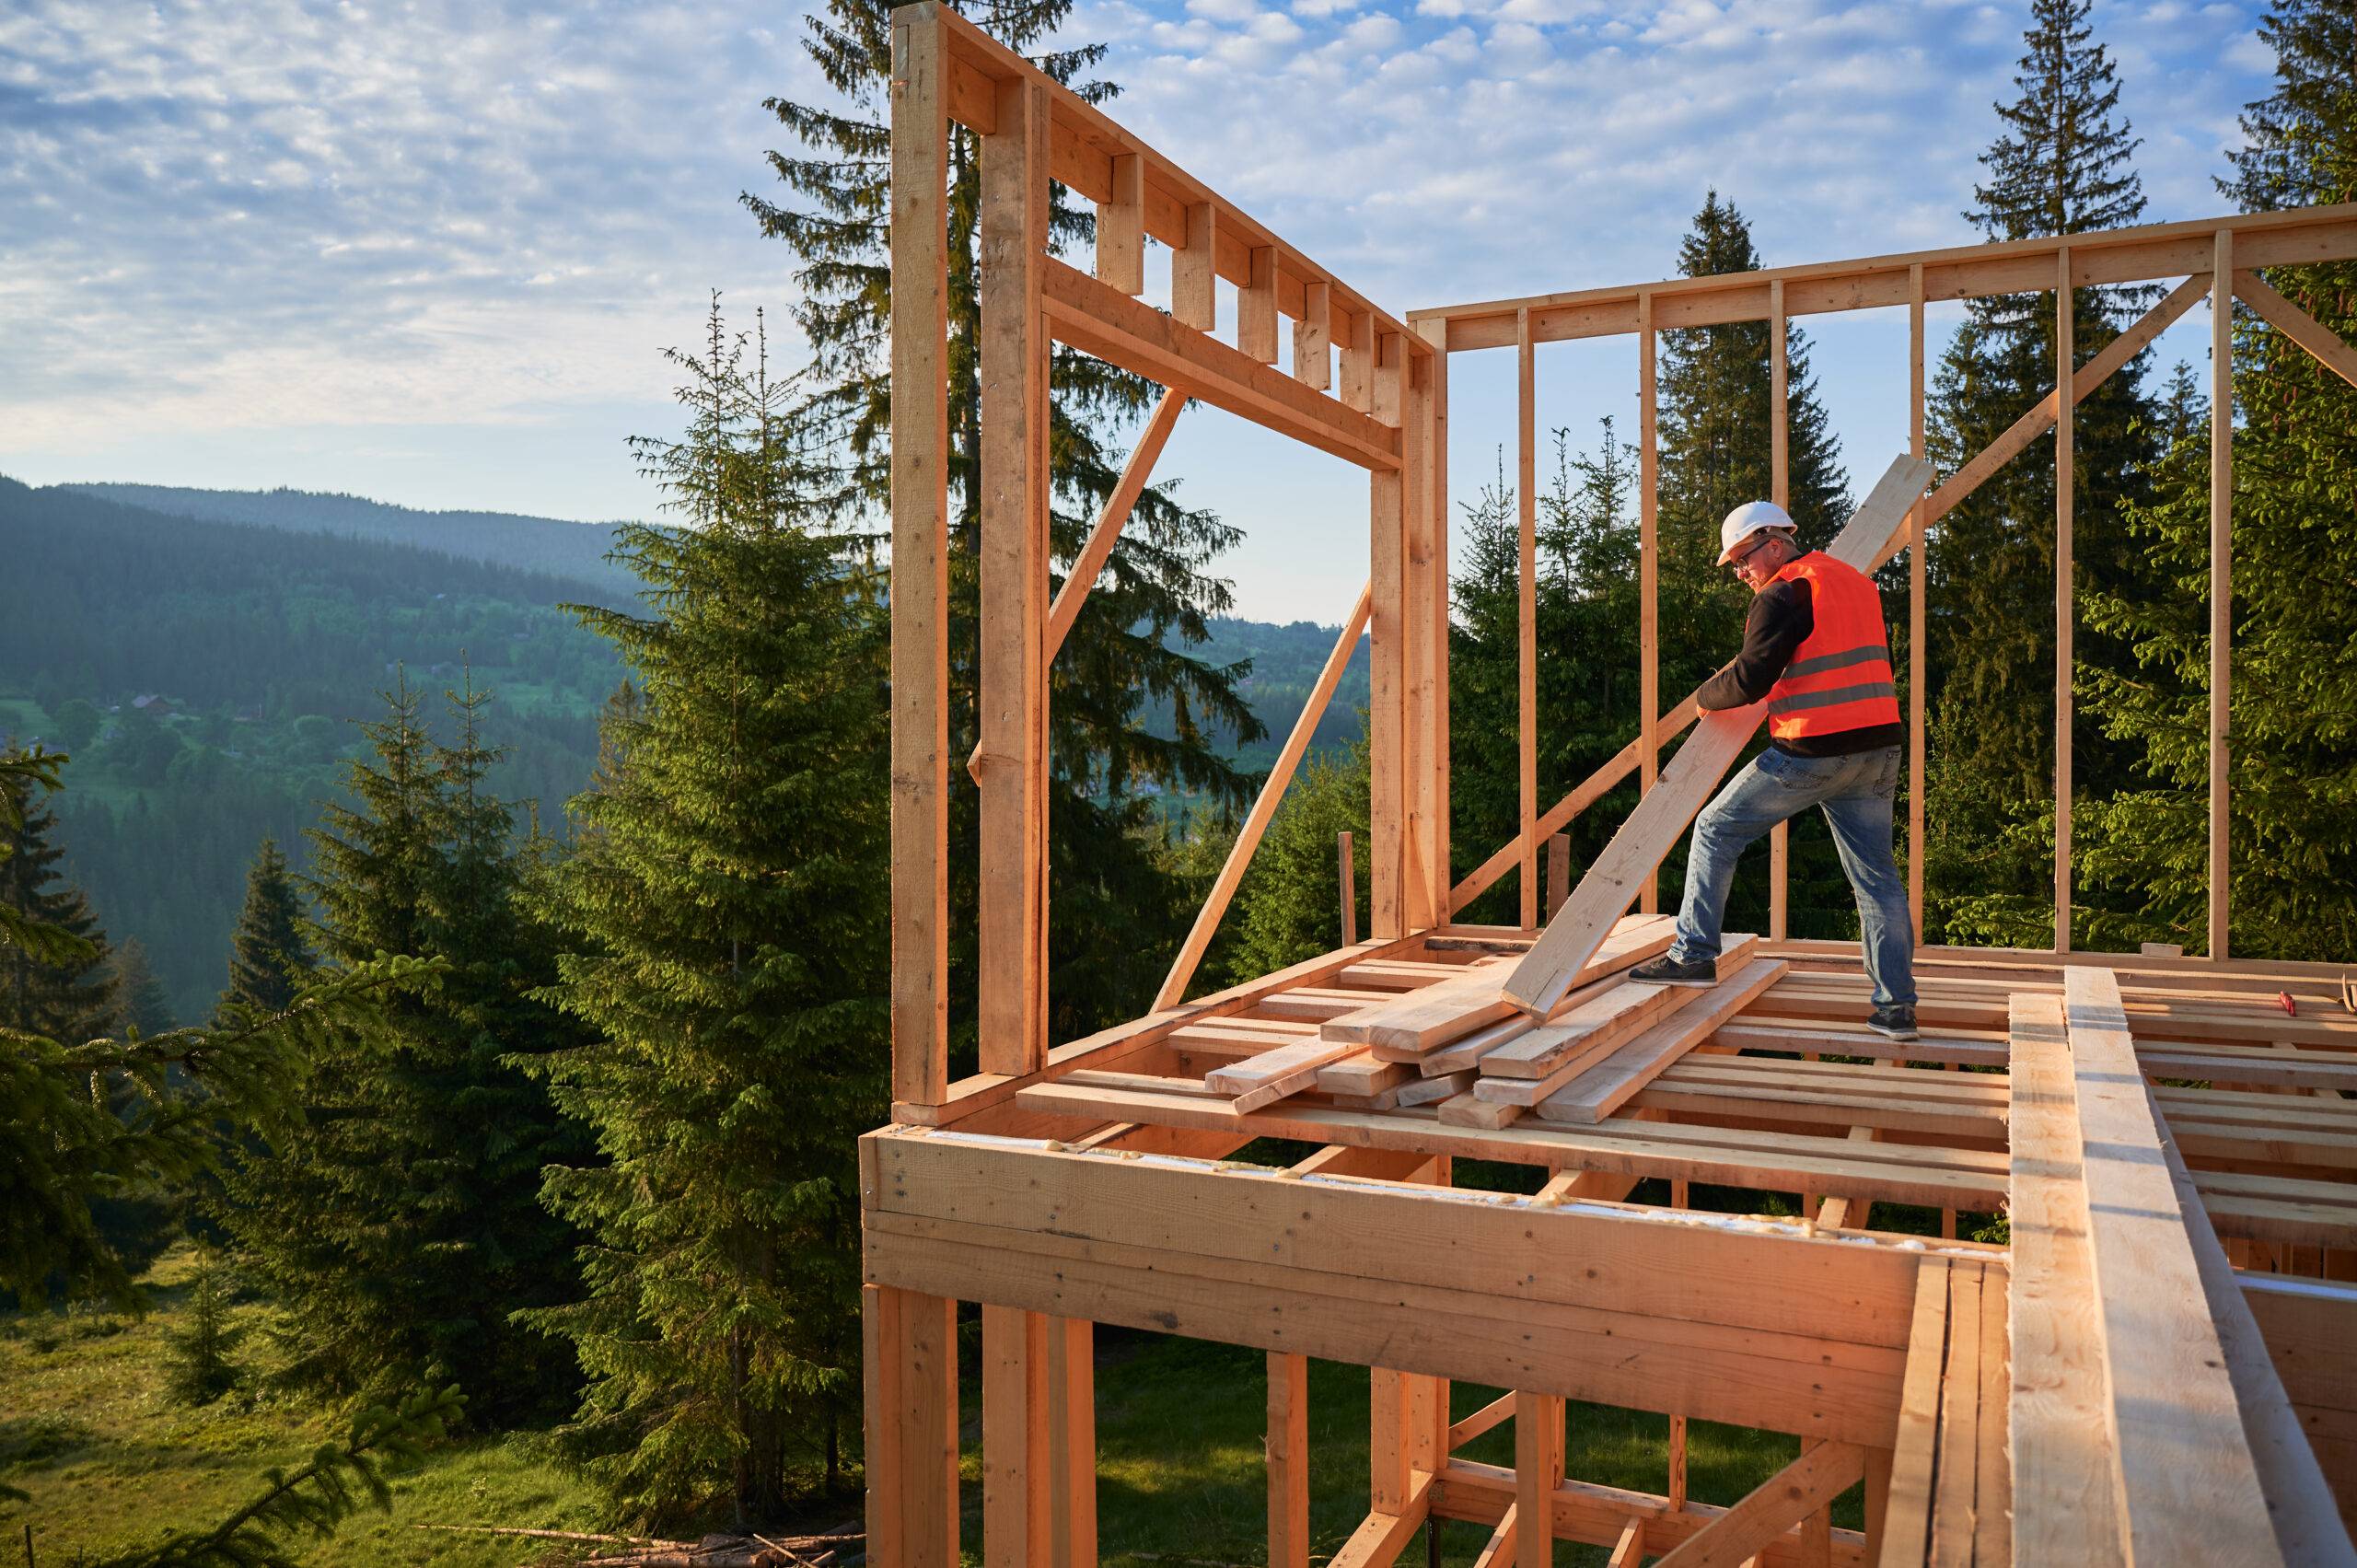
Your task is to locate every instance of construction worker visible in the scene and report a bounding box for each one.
[1629,500,1919,1040]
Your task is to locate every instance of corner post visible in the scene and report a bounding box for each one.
[2210,229,2234,960]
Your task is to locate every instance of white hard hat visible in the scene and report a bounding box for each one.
[1716,499,1797,565]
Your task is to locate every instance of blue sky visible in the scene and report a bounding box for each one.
[0,0,2280,621]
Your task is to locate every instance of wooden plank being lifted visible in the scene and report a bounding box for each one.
[1502,455,1933,1016]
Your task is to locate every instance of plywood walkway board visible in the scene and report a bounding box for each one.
[2061,966,2290,1567]
[1502,456,1933,1016]
[1532,959,1787,1125]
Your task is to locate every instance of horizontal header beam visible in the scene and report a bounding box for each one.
[1414,203,2357,351]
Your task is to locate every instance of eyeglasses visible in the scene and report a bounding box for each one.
[1727,534,1780,573]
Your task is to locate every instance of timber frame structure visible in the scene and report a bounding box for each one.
[871,6,2357,1562]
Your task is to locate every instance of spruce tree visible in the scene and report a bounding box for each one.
[216,838,314,1021]
[2075,0,2357,957]
[745,0,1261,1031]
[1221,746,1371,982]
[220,676,582,1423]
[110,937,175,1036]
[1922,0,2160,946]
[0,750,116,1042]
[524,305,888,1523]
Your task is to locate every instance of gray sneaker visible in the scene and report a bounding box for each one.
[1866,1005,1920,1041]
[1629,953,1717,984]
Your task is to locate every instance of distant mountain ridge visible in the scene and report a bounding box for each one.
[62,482,642,601]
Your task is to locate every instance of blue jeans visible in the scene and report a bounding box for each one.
[1671,744,1917,1009]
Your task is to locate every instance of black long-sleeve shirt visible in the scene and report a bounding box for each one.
[1696,577,1903,758]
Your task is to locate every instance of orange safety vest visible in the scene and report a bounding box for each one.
[1765,552,1899,741]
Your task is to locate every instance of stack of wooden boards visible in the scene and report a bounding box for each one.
[1194,913,1789,1131]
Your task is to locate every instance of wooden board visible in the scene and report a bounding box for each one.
[1502,457,1933,1016]
[1533,960,1788,1125]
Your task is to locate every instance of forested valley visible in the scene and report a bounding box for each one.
[6,0,2355,1562]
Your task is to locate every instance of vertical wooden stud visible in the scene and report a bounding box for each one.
[1547,832,1572,917]
[1172,202,1217,331]
[1514,1392,1564,1568]
[1240,245,1279,364]
[2055,246,2074,953]
[1908,262,1927,945]
[1046,1318,1097,1568]
[2210,229,2234,961]
[1404,345,1439,931]
[1096,152,1144,296]
[1369,1366,1412,1512]
[1425,323,1452,928]
[1340,307,1374,413]
[1769,280,1790,941]
[867,1285,958,1568]
[1638,292,1660,914]
[982,1306,1049,1568]
[888,6,950,1110]
[1667,1413,1689,1510]
[978,74,1051,1075]
[1338,830,1357,946]
[1864,1445,1894,1560]
[1295,280,1332,390]
[1268,1353,1310,1568]
[1369,331,1406,938]
[1517,308,1539,929]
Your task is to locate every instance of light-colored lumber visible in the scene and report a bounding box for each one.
[2235,268,2357,389]
[1397,1070,1475,1108]
[1046,1317,1095,1568]
[1479,981,1687,1078]
[1340,830,1358,946]
[1340,303,1373,412]
[1518,307,1538,929]
[1907,261,1926,941]
[1296,279,1332,391]
[889,6,952,1110]
[977,71,1051,1077]
[1438,1089,1523,1129]
[1516,1393,1564,1568]
[1503,457,1932,1015]
[865,1283,958,1568]
[2211,234,2234,961]
[1770,281,1789,940]
[1044,387,1184,660]
[1878,1258,1948,1567]
[1449,1393,1515,1451]
[1533,959,1787,1125]
[1371,335,1406,940]
[982,1305,1048,1568]
[2054,246,2073,955]
[1406,332,1445,928]
[2063,965,2285,1564]
[1041,259,1399,470]
[1608,1517,1645,1568]
[1173,202,1216,330]
[1241,244,1279,364]
[1317,1049,1417,1098]
[1639,291,1660,915]
[1329,1473,1431,1568]
[1927,1264,1980,1568]
[1654,1441,1864,1568]
[1356,919,1674,1057]
[1206,1035,1363,1112]
[1269,1351,1310,1568]
[1096,150,1144,294]
[1156,585,1373,1009]
[1471,1504,1517,1568]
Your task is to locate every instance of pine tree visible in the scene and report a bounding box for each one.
[2075,0,2357,957]
[524,304,888,1524]
[165,1240,246,1405]
[745,0,1261,1034]
[1221,746,1372,982]
[220,675,582,1423]
[1922,0,2162,947]
[216,838,313,1022]
[0,751,116,1041]
[110,936,175,1035]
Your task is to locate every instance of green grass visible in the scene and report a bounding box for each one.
[1,1246,603,1568]
[7,1249,1852,1568]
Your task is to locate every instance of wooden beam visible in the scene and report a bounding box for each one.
[1371,334,1407,940]
[978,73,1051,1077]
[1515,1393,1565,1568]
[1425,319,1452,934]
[2235,268,2357,388]
[1531,958,1785,1123]
[888,5,951,1109]
[1406,345,1441,930]
[2063,965,2285,1564]
[1341,304,1374,412]
[1653,1441,1864,1568]
[2004,993,2124,1562]
[866,1284,959,1568]
[1769,280,1789,941]
[1340,830,1358,946]
[1639,293,1660,916]
[1154,585,1371,1007]
[1329,1474,1433,1568]
[1906,262,1926,943]
[2211,235,2234,960]
[1503,457,1933,1014]
[2055,247,2074,955]
[1096,151,1144,295]
[1518,308,1539,929]
[1040,259,1400,470]
[1241,244,1280,364]
[1046,388,1184,662]
[982,1305,1049,1568]
[1270,1352,1310,1568]
[1046,1318,1097,1568]
[1173,202,1216,331]
[1296,280,1333,390]
[1877,1258,1946,1566]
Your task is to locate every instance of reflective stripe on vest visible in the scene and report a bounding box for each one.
[1764,552,1899,740]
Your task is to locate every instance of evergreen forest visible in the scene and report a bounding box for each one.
[6,0,2357,1562]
